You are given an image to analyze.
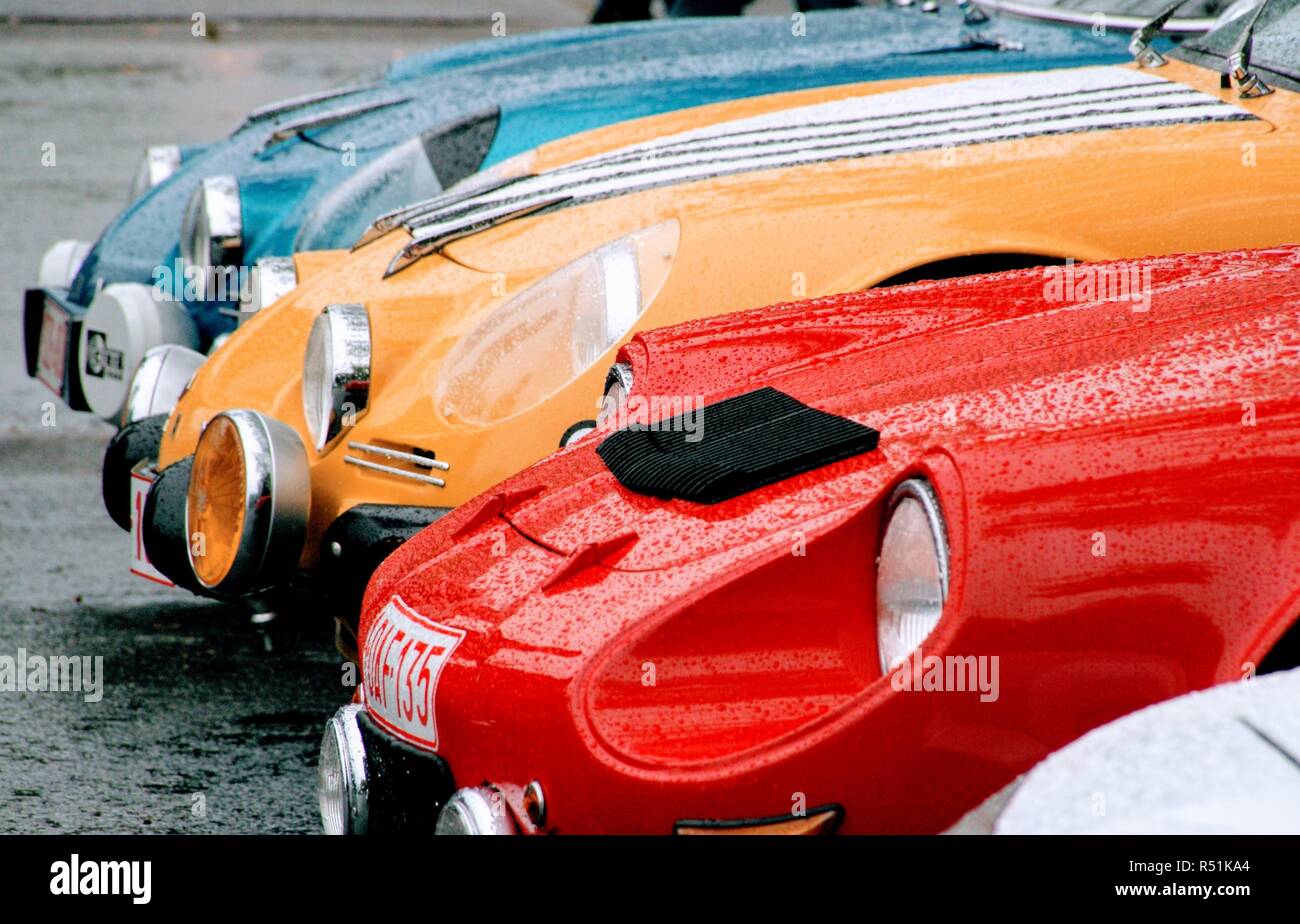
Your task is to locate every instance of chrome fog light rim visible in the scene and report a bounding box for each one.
[319,704,369,835]
[184,409,310,594]
[435,786,518,835]
[120,344,206,427]
[180,174,243,292]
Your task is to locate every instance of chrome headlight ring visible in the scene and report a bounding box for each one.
[180,174,243,293]
[302,303,372,452]
[129,144,182,202]
[596,361,634,431]
[120,343,206,427]
[240,256,298,321]
[319,704,370,836]
[876,477,950,675]
[184,409,310,595]
[435,786,518,836]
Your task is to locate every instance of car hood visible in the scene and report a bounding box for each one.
[409,246,1300,575]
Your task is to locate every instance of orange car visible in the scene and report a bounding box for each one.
[127,4,1300,628]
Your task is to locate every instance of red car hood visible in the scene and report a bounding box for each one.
[502,247,1300,571]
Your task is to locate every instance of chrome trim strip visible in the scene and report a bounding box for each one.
[239,81,384,130]
[386,195,571,277]
[344,456,447,487]
[257,96,411,152]
[353,173,534,250]
[346,441,450,471]
[972,0,1216,33]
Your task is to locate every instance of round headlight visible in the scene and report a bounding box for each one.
[120,343,206,427]
[302,303,371,452]
[185,409,309,594]
[876,478,949,674]
[180,174,243,294]
[128,144,182,202]
[240,256,297,321]
[318,705,369,836]
[435,786,518,836]
[596,362,634,432]
[435,220,677,427]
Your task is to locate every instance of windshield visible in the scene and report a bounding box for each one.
[1171,0,1300,89]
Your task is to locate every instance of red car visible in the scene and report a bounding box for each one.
[319,246,1300,835]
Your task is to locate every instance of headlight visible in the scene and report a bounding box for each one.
[302,304,372,451]
[180,174,243,293]
[120,343,206,427]
[185,409,309,594]
[240,256,297,321]
[876,478,950,674]
[435,220,678,427]
[596,362,634,431]
[128,144,181,202]
[435,786,517,835]
[318,705,369,835]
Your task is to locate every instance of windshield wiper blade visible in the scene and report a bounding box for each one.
[1130,0,1192,67]
[1221,0,1275,97]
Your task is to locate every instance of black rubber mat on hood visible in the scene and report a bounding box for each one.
[596,387,879,504]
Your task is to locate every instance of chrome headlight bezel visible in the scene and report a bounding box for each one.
[434,786,518,836]
[876,477,950,675]
[318,704,370,836]
[184,409,310,594]
[596,361,634,431]
[129,144,182,202]
[302,303,372,452]
[240,256,298,321]
[180,174,243,293]
[119,343,206,427]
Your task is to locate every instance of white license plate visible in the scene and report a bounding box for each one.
[129,462,175,587]
[35,298,71,395]
[362,596,465,752]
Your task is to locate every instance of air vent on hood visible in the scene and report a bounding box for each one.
[596,387,879,505]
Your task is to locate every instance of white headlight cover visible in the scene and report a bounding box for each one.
[876,479,950,675]
[302,303,371,451]
[435,220,678,426]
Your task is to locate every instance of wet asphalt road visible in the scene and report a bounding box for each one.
[0,11,573,835]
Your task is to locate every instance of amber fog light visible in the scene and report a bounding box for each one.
[185,409,309,595]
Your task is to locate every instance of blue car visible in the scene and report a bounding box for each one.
[23,4,1135,423]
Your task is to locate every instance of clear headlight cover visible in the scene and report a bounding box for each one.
[435,220,678,427]
[317,721,348,835]
[876,479,950,674]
